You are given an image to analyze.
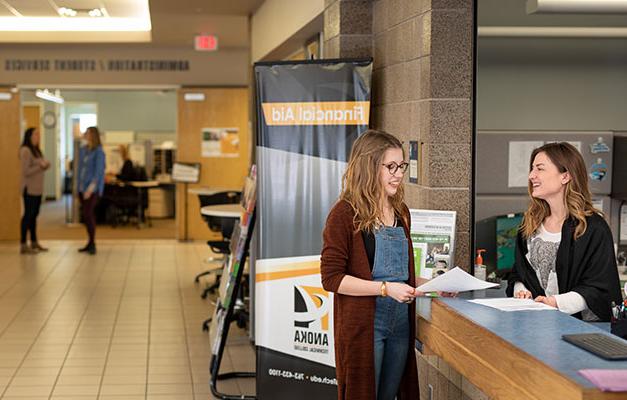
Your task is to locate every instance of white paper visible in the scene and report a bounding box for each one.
[415,267,498,293]
[468,298,557,311]
[172,163,199,183]
[508,141,544,188]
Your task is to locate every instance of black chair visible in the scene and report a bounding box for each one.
[104,184,148,227]
[194,191,242,299]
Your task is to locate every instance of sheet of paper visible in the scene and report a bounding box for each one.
[468,298,557,311]
[415,267,498,293]
[579,369,627,392]
[508,141,544,188]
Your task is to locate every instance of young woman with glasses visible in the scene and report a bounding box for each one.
[321,130,453,400]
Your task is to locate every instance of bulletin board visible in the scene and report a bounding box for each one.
[476,130,613,196]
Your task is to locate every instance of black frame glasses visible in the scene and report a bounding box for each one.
[381,162,409,175]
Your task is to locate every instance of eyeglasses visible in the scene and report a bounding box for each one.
[381,162,409,175]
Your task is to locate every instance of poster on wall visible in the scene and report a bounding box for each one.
[254,59,372,400]
[201,127,239,157]
[410,209,457,280]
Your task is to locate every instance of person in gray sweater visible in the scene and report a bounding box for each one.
[20,127,50,254]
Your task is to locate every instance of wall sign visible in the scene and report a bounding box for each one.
[5,59,190,72]
[0,47,248,86]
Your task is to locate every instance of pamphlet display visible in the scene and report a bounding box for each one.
[208,166,257,400]
[409,209,457,280]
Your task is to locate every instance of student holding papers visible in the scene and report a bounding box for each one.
[321,131,454,400]
[505,142,622,321]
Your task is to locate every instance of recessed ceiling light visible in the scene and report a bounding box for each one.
[58,7,77,17]
[0,0,152,39]
[88,9,104,18]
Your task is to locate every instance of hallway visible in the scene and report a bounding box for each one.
[0,240,254,399]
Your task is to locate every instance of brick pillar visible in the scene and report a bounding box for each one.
[371,0,474,269]
[323,0,373,58]
[323,0,474,268]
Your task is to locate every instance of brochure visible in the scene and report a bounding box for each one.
[410,209,456,280]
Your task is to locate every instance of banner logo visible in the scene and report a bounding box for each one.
[293,285,330,354]
[261,101,370,126]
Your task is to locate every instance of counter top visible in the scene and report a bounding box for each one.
[416,286,627,399]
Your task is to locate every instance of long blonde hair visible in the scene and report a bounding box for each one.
[521,142,598,240]
[340,130,406,232]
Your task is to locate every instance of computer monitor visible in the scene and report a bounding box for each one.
[495,213,523,272]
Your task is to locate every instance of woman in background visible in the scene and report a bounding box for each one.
[77,126,105,255]
[507,142,622,321]
[19,127,50,254]
[116,144,135,182]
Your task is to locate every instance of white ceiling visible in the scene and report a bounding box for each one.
[0,0,264,46]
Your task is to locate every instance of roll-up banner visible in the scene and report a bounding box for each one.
[254,59,372,400]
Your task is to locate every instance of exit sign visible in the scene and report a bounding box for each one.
[194,35,218,51]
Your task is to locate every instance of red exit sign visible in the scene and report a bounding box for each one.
[194,35,218,51]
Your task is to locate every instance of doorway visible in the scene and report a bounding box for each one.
[20,88,178,241]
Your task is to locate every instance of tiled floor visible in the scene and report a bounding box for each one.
[0,240,255,400]
[38,199,177,240]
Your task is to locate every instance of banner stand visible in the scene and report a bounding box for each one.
[209,209,256,400]
[254,58,372,399]
[208,169,258,400]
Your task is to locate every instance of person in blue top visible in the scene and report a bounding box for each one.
[77,126,105,255]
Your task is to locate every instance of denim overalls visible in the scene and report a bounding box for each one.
[372,224,410,400]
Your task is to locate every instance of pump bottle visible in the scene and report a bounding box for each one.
[474,249,487,281]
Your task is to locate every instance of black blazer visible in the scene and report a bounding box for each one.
[506,213,622,321]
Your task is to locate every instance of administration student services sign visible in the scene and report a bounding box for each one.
[254,59,372,400]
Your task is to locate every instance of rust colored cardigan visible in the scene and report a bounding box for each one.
[321,200,419,400]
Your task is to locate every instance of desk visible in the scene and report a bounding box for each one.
[127,181,159,227]
[416,291,627,400]
[201,204,244,219]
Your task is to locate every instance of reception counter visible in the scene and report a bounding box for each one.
[416,291,627,400]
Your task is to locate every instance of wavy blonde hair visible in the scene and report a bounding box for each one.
[340,130,406,232]
[521,142,599,240]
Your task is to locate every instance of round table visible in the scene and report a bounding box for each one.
[200,204,244,219]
